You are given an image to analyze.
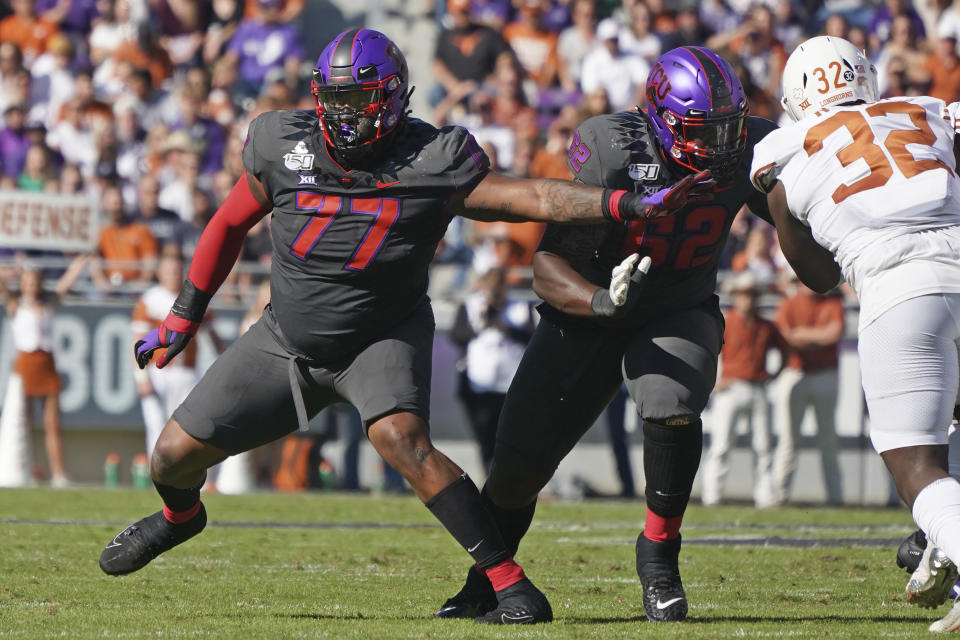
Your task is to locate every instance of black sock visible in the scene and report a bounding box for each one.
[480,486,536,557]
[154,477,204,513]
[425,474,509,569]
[642,419,703,518]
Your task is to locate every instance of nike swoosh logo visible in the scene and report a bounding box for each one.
[467,539,484,553]
[104,529,129,549]
[377,180,399,189]
[501,613,533,623]
[656,597,683,610]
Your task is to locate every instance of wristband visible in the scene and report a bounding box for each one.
[590,288,617,317]
[170,279,212,323]
[601,189,626,222]
[162,313,202,335]
[603,189,656,222]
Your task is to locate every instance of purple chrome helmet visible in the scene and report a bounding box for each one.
[645,46,748,179]
[311,28,410,165]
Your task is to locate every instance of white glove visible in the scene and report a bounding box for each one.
[591,254,652,317]
[609,254,652,307]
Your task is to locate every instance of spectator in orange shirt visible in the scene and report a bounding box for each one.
[471,220,544,283]
[487,51,538,131]
[702,272,787,508]
[529,107,576,180]
[730,225,777,288]
[91,184,158,289]
[920,35,960,103]
[772,275,846,506]
[242,0,302,23]
[502,0,559,88]
[0,0,60,63]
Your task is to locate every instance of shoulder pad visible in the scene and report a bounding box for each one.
[391,120,490,192]
[748,123,793,194]
[568,111,659,188]
[243,110,316,178]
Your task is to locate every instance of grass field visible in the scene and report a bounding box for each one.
[0,487,947,638]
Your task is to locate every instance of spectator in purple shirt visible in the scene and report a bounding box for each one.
[35,0,98,45]
[0,103,31,179]
[868,0,926,50]
[223,0,304,99]
[170,86,226,175]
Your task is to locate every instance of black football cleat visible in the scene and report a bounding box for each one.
[636,532,687,622]
[896,529,927,575]
[435,565,498,619]
[474,578,553,624]
[99,505,207,576]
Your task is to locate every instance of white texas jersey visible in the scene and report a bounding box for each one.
[751,95,960,329]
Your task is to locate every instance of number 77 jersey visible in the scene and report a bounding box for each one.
[242,109,490,361]
[750,95,960,328]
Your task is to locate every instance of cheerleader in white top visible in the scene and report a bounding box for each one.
[0,255,88,487]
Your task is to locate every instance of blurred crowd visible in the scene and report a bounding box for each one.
[0,0,950,497]
[0,0,956,302]
[0,0,306,301]
[428,0,960,292]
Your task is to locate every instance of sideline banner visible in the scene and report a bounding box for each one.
[0,303,475,438]
[0,190,100,252]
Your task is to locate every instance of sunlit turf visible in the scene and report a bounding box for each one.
[0,488,942,638]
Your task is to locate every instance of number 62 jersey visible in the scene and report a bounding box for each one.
[750,95,960,329]
[539,109,776,329]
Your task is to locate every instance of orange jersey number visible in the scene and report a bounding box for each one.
[803,102,953,204]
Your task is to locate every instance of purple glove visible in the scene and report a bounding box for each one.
[134,318,197,369]
[135,279,211,369]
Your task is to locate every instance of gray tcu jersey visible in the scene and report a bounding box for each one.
[539,110,776,329]
[243,110,489,361]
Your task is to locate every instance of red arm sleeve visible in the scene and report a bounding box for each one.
[187,171,270,294]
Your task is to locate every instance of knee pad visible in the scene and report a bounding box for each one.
[643,418,703,518]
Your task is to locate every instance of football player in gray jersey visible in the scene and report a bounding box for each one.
[436,47,778,623]
[97,29,712,625]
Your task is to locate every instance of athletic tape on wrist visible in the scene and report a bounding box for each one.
[170,279,212,324]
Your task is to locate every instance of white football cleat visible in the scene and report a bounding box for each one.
[930,590,960,632]
[907,545,958,609]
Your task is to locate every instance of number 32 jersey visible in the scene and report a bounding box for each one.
[243,110,489,361]
[751,96,960,329]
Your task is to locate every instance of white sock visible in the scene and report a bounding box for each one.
[913,477,960,567]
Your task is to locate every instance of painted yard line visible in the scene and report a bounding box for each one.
[0,517,913,536]
[555,536,903,548]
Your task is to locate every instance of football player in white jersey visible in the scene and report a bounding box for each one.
[751,35,960,632]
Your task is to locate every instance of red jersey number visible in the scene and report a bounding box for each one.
[292,192,401,270]
[622,206,728,270]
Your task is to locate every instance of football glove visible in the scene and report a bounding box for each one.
[591,254,653,317]
[604,169,714,221]
[134,279,211,369]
